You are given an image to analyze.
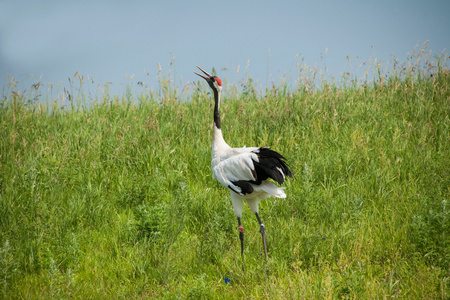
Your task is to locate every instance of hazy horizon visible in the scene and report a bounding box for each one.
[1,1,449,96]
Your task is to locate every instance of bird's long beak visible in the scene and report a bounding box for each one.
[194,65,213,81]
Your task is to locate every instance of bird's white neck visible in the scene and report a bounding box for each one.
[212,123,229,148]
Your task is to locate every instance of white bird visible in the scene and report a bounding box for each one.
[195,66,293,263]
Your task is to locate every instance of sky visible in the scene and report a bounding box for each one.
[1,0,449,97]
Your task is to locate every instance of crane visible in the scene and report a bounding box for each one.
[194,66,293,263]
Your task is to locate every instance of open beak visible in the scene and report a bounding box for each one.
[194,66,213,82]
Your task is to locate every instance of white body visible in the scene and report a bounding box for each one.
[212,125,286,218]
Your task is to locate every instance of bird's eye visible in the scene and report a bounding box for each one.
[215,77,222,87]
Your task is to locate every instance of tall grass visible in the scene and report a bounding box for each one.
[1,46,449,298]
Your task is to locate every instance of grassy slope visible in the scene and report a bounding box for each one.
[1,62,449,298]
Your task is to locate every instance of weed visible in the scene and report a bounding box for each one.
[0,46,449,298]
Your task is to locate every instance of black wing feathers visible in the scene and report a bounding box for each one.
[229,147,293,195]
[253,147,293,184]
[229,181,254,195]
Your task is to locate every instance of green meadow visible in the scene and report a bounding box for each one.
[1,49,449,298]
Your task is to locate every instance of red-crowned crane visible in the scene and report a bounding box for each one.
[195,66,293,264]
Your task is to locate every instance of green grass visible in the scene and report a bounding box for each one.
[1,49,449,298]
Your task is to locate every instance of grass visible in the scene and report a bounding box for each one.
[1,47,449,298]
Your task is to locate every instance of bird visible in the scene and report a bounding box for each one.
[195,66,293,264]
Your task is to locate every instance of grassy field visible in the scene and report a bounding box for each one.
[1,50,449,298]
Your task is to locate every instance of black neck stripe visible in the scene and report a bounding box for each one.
[213,90,221,129]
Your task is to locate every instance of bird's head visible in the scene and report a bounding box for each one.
[195,66,222,94]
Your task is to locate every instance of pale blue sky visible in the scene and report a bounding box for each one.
[1,1,449,96]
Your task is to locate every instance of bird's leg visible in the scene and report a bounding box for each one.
[237,217,244,270]
[255,212,268,260]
